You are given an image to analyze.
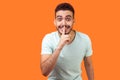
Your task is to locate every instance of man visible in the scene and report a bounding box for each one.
[41,2,94,80]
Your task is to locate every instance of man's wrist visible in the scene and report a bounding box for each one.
[56,46,63,51]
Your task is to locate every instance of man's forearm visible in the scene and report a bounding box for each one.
[41,48,62,76]
[85,64,94,80]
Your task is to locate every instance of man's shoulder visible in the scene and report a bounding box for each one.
[45,31,57,36]
[43,31,58,39]
[76,31,90,39]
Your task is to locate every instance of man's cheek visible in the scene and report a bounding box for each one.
[69,23,73,26]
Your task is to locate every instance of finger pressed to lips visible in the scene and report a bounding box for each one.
[62,27,65,35]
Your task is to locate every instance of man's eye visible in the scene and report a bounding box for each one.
[66,18,71,21]
[57,18,62,21]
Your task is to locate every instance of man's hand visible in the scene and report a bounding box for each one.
[57,27,71,50]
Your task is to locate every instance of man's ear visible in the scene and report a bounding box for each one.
[73,19,75,24]
[54,19,56,26]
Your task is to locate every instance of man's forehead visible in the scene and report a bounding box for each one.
[56,10,73,17]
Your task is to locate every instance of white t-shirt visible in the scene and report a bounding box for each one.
[41,31,93,80]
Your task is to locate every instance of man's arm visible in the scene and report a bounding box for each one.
[41,28,71,76]
[84,56,94,80]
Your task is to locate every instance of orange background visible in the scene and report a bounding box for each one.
[0,0,120,80]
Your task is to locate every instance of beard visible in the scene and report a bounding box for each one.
[56,25,72,35]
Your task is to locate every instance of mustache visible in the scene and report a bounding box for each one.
[58,25,70,29]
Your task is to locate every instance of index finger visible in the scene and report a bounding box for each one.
[62,27,65,35]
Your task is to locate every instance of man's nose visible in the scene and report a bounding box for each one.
[62,19,66,25]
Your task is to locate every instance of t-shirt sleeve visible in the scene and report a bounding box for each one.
[41,34,53,54]
[85,35,93,57]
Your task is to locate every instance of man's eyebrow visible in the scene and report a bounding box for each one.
[56,15,62,18]
[66,15,72,18]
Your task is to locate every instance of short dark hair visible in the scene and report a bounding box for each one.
[55,3,75,17]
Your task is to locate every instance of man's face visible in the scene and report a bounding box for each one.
[54,10,74,35]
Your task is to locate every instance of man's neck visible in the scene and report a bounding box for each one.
[69,30,76,44]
